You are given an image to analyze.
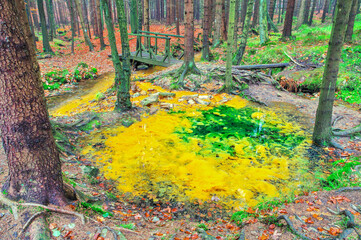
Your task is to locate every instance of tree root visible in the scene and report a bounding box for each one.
[323,209,361,240]
[333,123,361,137]
[277,215,313,240]
[336,187,361,193]
[19,211,46,237]
[330,139,357,154]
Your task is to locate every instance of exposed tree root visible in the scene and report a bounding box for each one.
[323,209,361,240]
[20,211,46,237]
[336,187,361,193]
[333,123,361,137]
[176,62,202,85]
[277,215,313,240]
[330,139,357,154]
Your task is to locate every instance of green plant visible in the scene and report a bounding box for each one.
[318,158,361,190]
[197,223,208,231]
[117,223,136,230]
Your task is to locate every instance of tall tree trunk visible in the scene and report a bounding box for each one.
[31,0,41,31]
[240,0,249,31]
[277,0,282,23]
[303,0,311,24]
[96,0,106,50]
[202,0,213,60]
[268,0,276,21]
[144,0,150,47]
[213,0,223,47]
[259,0,268,44]
[345,0,358,42]
[66,0,76,53]
[178,0,201,83]
[176,0,180,35]
[321,0,329,22]
[74,0,94,50]
[0,0,66,205]
[251,0,259,27]
[308,0,316,26]
[130,0,138,32]
[296,0,306,28]
[233,0,240,51]
[234,0,254,64]
[25,0,37,46]
[115,0,132,111]
[282,0,296,39]
[221,0,228,41]
[313,0,353,146]
[82,0,91,39]
[166,0,171,25]
[102,0,132,111]
[225,0,236,92]
[37,0,54,53]
[45,0,56,41]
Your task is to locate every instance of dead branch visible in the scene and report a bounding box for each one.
[283,51,307,68]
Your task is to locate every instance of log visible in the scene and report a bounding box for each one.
[232,62,290,70]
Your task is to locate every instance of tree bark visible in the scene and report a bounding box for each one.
[96,0,106,50]
[37,0,54,53]
[308,0,316,26]
[225,0,236,91]
[233,0,241,51]
[45,0,56,41]
[66,0,76,53]
[213,0,223,47]
[259,0,268,44]
[240,0,249,31]
[234,0,254,64]
[114,0,132,111]
[345,0,358,42]
[0,0,66,205]
[296,0,306,28]
[251,0,259,27]
[74,0,94,50]
[202,0,213,60]
[282,0,296,39]
[313,0,353,146]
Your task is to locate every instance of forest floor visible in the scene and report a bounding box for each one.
[1,21,361,240]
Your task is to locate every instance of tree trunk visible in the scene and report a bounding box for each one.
[296,0,306,28]
[221,0,228,41]
[82,0,91,39]
[345,0,358,42]
[233,0,240,51]
[115,0,132,111]
[31,0,41,32]
[37,0,54,53]
[66,0,76,53]
[74,0,94,51]
[321,0,329,22]
[303,0,311,24]
[240,0,249,31]
[213,0,223,47]
[45,0,56,41]
[103,0,132,111]
[251,0,259,27]
[166,0,171,25]
[225,0,236,91]
[234,0,254,64]
[268,0,276,21]
[0,0,66,205]
[96,0,106,50]
[130,0,138,32]
[202,0,213,60]
[176,0,180,35]
[178,0,201,82]
[313,0,353,146]
[259,0,268,44]
[25,0,37,46]
[308,0,316,26]
[282,0,296,39]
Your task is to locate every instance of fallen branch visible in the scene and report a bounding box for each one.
[283,51,307,68]
[232,63,290,70]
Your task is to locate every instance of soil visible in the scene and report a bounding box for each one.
[0,62,360,240]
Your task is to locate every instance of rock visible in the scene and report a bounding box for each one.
[80,165,99,178]
[141,93,159,106]
[180,94,199,100]
[199,95,212,100]
[160,103,174,110]
[188,99,196,105]
[158,92,176,99]
[195,98,210,105]
[137,64,149,70]
[132,93,141,98]
[149,106,158,115]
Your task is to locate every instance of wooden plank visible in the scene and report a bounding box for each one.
[113,51,182,67]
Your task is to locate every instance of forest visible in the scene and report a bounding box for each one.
[0,0,361,239]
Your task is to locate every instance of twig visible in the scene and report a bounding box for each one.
[19,211,46,237]
[283,51,307,68]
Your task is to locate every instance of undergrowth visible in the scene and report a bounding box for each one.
[43,62,98,90]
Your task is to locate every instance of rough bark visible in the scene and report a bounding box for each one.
[251,0,259,27]
[259,0,268,44]
[308,0,316,26]
[296,0,306,28]
[0,0,66,205]
[225,0,236,91]
[114,0,132,111]
[202,0,213,60]
[233,0,241,51]
[96,0,106,50]
[74,0,94,51]
[282,0,296,39]
[240,0,249,30]
[213,0,223,47]
[37,0,54,53]
[345,0,358,42]
[46,0,56,41]
[313,0,353,146]
[66,0,76,53]
[234,0,254,64]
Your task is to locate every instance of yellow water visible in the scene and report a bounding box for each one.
[50,62,312,209]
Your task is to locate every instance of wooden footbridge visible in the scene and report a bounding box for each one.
[124,31,184,67]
